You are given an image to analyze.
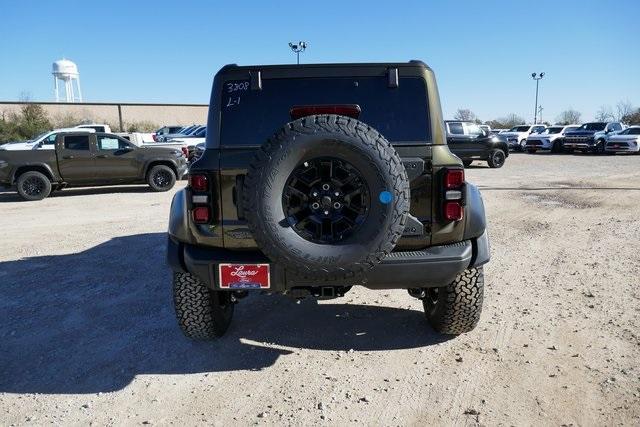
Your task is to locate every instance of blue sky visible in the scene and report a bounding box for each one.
[0,0,638,123]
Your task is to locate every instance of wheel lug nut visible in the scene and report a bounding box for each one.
[334,191,339,197]
[333,202,341,209]
[322,184,330,191]
[324,210,329,215]
[312,192,318,197]
[311,202,320,210]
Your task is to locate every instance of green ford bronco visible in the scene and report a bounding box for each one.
[167,61,490,339]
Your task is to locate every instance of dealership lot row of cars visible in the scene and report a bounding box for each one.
[0,123,210,200]
[444,120,640,169]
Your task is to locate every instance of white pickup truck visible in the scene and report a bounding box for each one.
[0,128,95,150]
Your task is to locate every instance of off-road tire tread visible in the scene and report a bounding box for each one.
[243,114,409,280]
[425,267,484,335]
[172,272,232,340]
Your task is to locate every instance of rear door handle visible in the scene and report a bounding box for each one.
[62,155,74,159]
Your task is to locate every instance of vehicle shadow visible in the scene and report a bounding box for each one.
[0,185,160,202]
[0,233,446,395]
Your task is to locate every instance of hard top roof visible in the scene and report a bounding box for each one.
[217,60,431,73]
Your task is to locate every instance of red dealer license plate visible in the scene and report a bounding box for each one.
[218,264,270,289]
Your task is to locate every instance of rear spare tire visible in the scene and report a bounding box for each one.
[243,114,410,279]
[16,171,52,201]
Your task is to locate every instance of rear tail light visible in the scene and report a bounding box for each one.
[152,133,158,142]
[189,174,208,192]
[290,104,361,120]
[444,169,464,189]
[442,168,464,222]
[181,146,189,158]
[443,201,464,221]
[192,207,210,224]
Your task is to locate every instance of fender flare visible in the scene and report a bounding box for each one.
[168,188,194,243]
[11,162,59,183]
[463,183,486,240]
[143,158,179,177]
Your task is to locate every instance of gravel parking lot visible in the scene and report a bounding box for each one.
[1,153,639,425]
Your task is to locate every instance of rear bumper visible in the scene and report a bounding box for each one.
[168,230,490,291]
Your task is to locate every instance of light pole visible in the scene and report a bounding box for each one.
[531,72,545,124]
[289,41,307,64]
[538,105,544,124]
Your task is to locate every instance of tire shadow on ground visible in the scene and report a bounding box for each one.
[0,233,448,394]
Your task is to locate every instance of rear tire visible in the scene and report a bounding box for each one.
[487,149,506,168]
[423,267,484,335]
[172,272,234,340]
[16,171,52,201]
[147,165,176,192]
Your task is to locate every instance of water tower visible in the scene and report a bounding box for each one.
[52,59,82,102]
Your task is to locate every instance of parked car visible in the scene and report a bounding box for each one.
[604,126,640,153]
[498,124,547,151]
[155,125,185,140]
[445,120,509,168]
[159,125,202,142]
[74,123,112,133]
[0,131,188,200]
[167,127,206,160]
[0,128,95,151]
[525,125,580,153]
[563,122,625,153]
[167,61,491,340]
[116,132,155,145]
[479,124,491,134]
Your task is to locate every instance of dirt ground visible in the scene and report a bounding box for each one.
[1,153,639,426]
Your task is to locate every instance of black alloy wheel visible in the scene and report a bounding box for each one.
[22,175,46,197]
[283,157,370,244]
[153,169,172,188]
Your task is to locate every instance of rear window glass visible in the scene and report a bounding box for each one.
[64,135,90,150]
[220,76,430,146]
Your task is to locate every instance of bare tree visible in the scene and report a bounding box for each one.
[616,100,634,121]
[595,105,615,122]
[499,114,525,128]
[453,108,476,122]
[555,108,582,125]
[622,108,640,125]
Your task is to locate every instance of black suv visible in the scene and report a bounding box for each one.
[445,120,509,168]
[167,62,490,339]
